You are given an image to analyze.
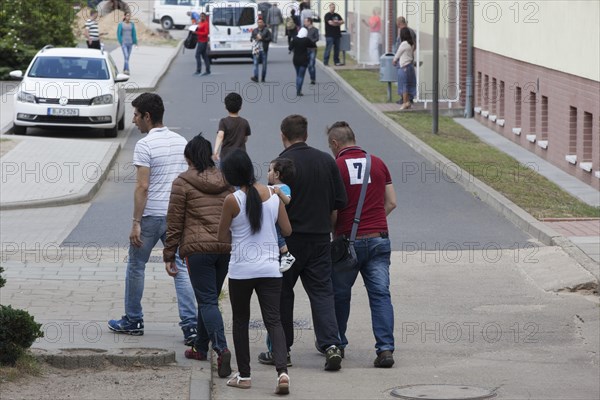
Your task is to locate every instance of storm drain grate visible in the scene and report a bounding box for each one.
[391,384,496,400]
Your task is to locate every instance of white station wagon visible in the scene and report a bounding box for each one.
[9,46,130,137]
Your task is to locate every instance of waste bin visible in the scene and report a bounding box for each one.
[340,31,351,52]
[379,53,396,82]
[379,53,397,103]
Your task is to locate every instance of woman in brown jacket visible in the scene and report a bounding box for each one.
[164,134,234,378]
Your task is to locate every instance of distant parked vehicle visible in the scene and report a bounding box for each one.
[152,0,208,30]
[207,1,259,60]
[9,46,129,137]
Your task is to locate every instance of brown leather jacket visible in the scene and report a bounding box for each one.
[164,167,233,261]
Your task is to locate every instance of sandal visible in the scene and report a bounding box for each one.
[275,373,290,395]
[226,373,251,389]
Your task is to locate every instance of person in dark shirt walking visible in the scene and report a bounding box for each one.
[289,28,316,96]
[258,114,347,372]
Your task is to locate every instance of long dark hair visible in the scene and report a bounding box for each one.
[400,27,414,47]
[221,149,262,234]
[184,133,214,174]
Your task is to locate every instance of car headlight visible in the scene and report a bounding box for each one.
[91,94,113,105]
[17,91,36,103]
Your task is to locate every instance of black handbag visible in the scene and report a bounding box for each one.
[331,154,371,270]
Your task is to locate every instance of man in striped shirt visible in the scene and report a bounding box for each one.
[85,10,101,49]
[108,93,198,345]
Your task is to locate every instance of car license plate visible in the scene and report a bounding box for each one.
[48,108,79,116]
[215,43,231,49]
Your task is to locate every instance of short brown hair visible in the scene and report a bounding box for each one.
[326,121,355,146]
[281,115,308,142]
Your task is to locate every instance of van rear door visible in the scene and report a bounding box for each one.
[208,2,258,59]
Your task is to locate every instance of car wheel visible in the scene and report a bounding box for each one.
[118,113,125,130]
[104,125,118,138]
[161,17,174,30]
[13,124,26,135]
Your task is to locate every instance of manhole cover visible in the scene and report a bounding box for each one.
[391,384,496,400]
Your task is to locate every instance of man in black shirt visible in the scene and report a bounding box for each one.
[258,114,347,372]
[323,2,344,66]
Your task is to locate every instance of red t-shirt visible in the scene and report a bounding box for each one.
[334,146,392,237]
[196,20,209,43]
[369,15,381,33]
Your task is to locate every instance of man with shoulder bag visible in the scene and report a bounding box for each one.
[327,121,397,368]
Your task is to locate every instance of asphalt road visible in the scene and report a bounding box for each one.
[64,46,533,251]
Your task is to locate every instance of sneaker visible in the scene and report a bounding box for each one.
[201,71,211,76]
[335,63,345,66]
[275,372,290,395]
[217,348,232,378]
[184,347,207,361]
[279,252,296,273]
[123,70,130,75]
[315,339,344,358]
[374,350,394,368]
[194,71,201,75]
[324,345,342,371]
[258,351,293,367]
[250,76,258,82]
[108,316,144,336]
[310,80,316,85]
[183,325,198,346]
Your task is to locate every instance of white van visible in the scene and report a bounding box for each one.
[206,1,258,60]
[152,0,207,30]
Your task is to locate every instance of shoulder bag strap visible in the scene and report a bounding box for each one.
[349,153,371,244]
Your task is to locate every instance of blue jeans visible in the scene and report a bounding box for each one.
[324,36,341,65]
[307,49,316,81]
[253,51,268,81]
[186,253,230,353]
[295,65,307,95]
[121,43,133,71]
[332,237,394,354]
[124,216,197,329]
[195,41,210,73]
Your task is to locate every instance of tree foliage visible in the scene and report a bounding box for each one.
[0,0,77,78]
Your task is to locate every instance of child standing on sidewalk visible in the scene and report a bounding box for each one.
[267,158,296,273]
[213,92,251,163]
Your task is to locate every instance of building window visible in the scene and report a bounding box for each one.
[529,92,536,133]
[583,112,593,162]
[491,78,497,115]
[484,75,489,110]
[515,86,522,127]
[499,81,505,118]
[541,96,548,141]
[477,72,482,106]
[569,106,577,154]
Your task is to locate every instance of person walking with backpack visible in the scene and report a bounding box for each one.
[285,9,300,48]
[267,3,283,43]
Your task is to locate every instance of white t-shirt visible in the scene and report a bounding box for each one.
[393,41,414,67]
[228,189,281,279]
[132,126,187,216]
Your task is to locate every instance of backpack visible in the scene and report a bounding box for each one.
[285,16,296,30]
[184,30,197,49]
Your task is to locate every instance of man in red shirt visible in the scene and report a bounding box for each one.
[194,12,210,76]
[327,121,397,368]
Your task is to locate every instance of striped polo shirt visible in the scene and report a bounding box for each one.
[85,18,100,42]
[133,127,188,217]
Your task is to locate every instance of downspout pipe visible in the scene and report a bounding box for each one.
[465,0,474,118]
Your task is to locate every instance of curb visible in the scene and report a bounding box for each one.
[31,347,176,369]
[319,60,600,282]
[0,141,121,211]
[129,41,183,92]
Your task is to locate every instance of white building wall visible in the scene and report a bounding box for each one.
[473,0,600,82]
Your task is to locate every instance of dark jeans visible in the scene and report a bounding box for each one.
[280,236,340,351]
[323,36,341,65]
[229,277,288,378]
[294,65,307,95]
[195,41,210,73]
[308,48,316,81]
[252,51,268,81]
[332,237,394,354]
[186,253,230,354]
